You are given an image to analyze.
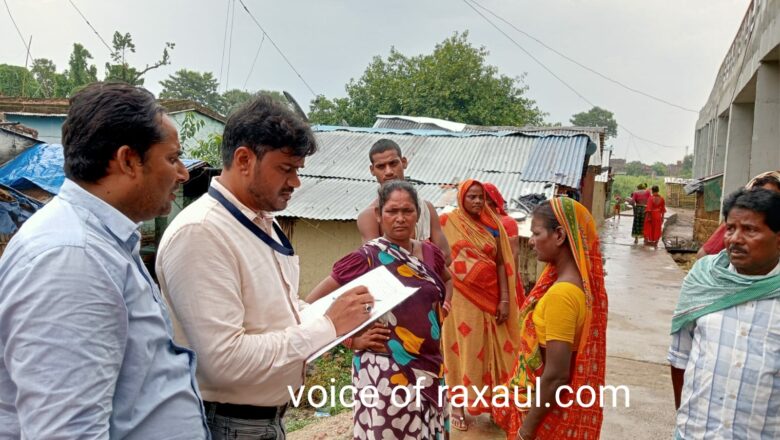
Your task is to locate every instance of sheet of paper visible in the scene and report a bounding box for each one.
[301,265,418,363]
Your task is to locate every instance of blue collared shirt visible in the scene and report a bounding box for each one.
[0,179,209,439]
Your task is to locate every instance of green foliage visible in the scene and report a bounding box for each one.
[104,31,174,86]
[302,345,353,413]
[220,88,252,116]
[612,175,666,200]
[30,59,70,98]
[651,161,667,176]
[179,112,223,167]
[570,106,618,139]
[309,31,546,127]
[680,154,693,178]
[221,89,288,116]
[625,160,646,176]
[160,69,224,111]
[65,43,98,93]
[0,64,40,97]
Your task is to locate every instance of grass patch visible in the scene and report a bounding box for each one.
[611,175,666,199]
[286,345,353,432]
[609,175,666,212]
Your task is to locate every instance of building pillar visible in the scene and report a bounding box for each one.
[722,103,754,199]
[694,126,707,178]
[713,115,728,175]
[751,61,780,176]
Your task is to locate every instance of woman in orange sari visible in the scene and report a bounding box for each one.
[643,185,666,248]
[440,179,522,431]
[493,197,608,440]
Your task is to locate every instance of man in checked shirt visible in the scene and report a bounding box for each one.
[669,187,780,439]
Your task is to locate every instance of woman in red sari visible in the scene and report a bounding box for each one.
[440,179,522,431]
[642,185,666,248]
[483,182,519,238]
[493,197,608,440]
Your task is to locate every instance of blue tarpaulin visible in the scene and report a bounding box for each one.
[0,144,65,194]
[0,143,207,195]
[0,184,44,235]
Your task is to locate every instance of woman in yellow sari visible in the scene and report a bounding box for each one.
[440,179,522,431]
[492,197,608,440]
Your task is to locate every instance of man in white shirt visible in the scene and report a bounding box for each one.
[356,138,450,262]
[669,187,780,439]
[156,95,373,439]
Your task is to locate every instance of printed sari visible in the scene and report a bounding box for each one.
[493,197,608,439]
[630,190,650,238]
[439,179,522,414]
[331,237,448,439]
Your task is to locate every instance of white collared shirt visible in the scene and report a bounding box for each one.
[669,260,780,439]
[156,178,336,406]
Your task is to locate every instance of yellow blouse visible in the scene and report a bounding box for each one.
[532,282,586,348]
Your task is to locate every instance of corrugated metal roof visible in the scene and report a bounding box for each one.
[664,177,696,185]
[278,177,555,220]
[373,115,466,132]
[518,136,587,187]
[305,127,589,188]
[279,126,590,220]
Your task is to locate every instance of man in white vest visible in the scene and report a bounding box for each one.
[357,138,450,262]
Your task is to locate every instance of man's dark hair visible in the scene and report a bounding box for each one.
[62,82,165,183]
[722,187,780,232]
[221,95,316,168]
[378,180,419,215]
[651,185,660,193]
[369,139,402,164]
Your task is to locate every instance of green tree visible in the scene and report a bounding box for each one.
[625,161,645,176]
[680,154,693,178]
[570,106,618,139]
[0,64,40,97]
[221,89,288,116]
[651,161,667,176]
[104,32,174,86]
[30,59,70,98]
[160,69,224,112]
[309,31,545,127]
[179,111,223,167]
[64,43,98,93]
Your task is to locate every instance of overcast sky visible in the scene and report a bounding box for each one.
[1,0,749,164]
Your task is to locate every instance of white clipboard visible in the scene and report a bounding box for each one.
[301,265,418,363]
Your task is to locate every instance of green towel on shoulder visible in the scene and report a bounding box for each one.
[670,250,780,333]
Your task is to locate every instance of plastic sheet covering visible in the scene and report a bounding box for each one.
[0,144,206,197]
[0,184,44,235]
[0,144,64,194]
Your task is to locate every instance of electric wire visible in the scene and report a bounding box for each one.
[243,32,266,90]
[224,0,237,91]
[468,0,698,113]
[67,0,113,54]
[237,0,317,97]
[218,0,231,84]
[463,0,687,151]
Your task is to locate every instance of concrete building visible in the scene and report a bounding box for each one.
[694,0,780,199]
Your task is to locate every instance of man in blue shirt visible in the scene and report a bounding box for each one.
[0,82,209,439]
